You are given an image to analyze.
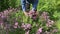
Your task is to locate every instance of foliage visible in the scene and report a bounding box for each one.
[0,0,60,34]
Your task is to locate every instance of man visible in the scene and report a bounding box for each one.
[21,0,38,16]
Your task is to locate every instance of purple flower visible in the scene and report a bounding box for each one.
[47,19,54,25]
[9,9,13,12]
[13,22,18,28]
[46,23,52,27]
[38,28,42,32]
[0,21,4,29]
[40,12,49,21]
[52,29,58,32]
[21,23,26,28]
[1,14,4,18]
[3,10,9,15]
[14,22,18,26]
[0,14,2,17]
[0,21,3,25]
[46,19,54,27]
[21,23,31,30]
[29,10,37,19]
[32,15,37,20]
[42,12,48,16]
[26,24,31,29]
[36,27,42,34]
[25,30,30,34]
[13,25,18,28]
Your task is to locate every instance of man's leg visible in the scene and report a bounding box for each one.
[26,3,30,12]
[29,0,38,15]
[21,0,30,16]
[32,0,38,11]
[26,0,30,12]
[21,0,27,16]
[21,0,26,12]
[29,0,38,18]
[24,3,30,16]
[24,0,30,16]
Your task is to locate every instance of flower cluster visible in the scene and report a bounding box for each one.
[0,9,58,34]
[21,23,31,34]
[40,11,49,21]
[36,27,42,34]
[46,19,54,27]
[21,23,31,30]
[0,7,19,31]
[29,10,38,20]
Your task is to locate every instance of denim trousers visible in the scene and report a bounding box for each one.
[21,0,38,12]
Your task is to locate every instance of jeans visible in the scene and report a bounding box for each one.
[21,0,38,12]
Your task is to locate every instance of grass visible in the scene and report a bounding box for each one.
[0,0,60,34]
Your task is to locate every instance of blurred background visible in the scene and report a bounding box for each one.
[0,0,60,34]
